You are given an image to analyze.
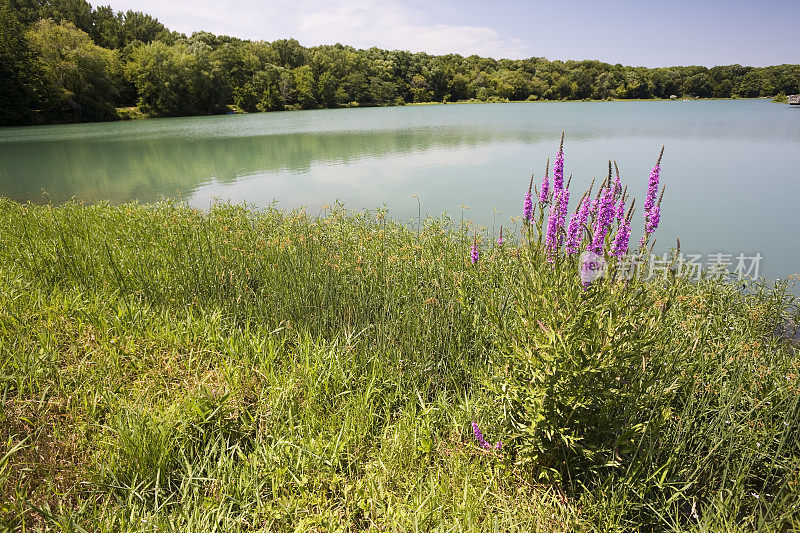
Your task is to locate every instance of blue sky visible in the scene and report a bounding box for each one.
[105,0,797,66]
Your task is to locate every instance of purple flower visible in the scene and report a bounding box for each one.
[642,148,664,244]
[615,197,625,223]
[497,227,505,246]
[545,189,569,261]
[471,421,501,451]
[589,187,615,254]
[470,241,479,265]
[523,190,533,222]
[645,204,661,234]
[610,217,632,257]
[643,148,663,231]
[643,164,660,218]
[599,188,616,227]
[538,160,550,205]
[553,147,564,194]
[565,197,590,255]
[545,205,558,257]
[472,422,488,449]
[556,188,570,250]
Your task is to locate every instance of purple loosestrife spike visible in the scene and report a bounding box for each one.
[497,226,505,246]
[611,217,632,258]
[555,188,570,250]
[642,150,665,246]
[544,188,569,261]
[539,158,550,205]
[545,189,567,261]
[589,186,615,254]
[523,192,533,223]
[613,161,622,197]
[643,147,664,223]
[523,174,534,223]
[553,133,565,194]
[579,194,591,221]
[640,220,661,248]
[470,239,479,265]
[545,204,558,260]
[645,205,661,234]
[565,197,590,255]
[598,187,615,228]
[471,421,489,449]
[472,421,501,451]
[643,164,660,216]
[616,185,628,223]
[565,208,582,255]
[615,197,625,223]
[472,422,487,448]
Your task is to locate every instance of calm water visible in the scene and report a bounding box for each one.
[1,100,799,283]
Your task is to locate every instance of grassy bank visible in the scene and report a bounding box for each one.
[0,197,798,531]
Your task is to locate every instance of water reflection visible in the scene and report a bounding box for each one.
[0,126,550,204]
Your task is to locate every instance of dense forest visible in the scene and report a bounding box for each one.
[2,0,800,126]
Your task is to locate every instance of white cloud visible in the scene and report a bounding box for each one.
[294,0,530,58]
[106,0,533,59]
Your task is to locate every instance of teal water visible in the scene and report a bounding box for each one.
[1,100,799,284]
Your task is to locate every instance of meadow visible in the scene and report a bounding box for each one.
[1,146,799,531]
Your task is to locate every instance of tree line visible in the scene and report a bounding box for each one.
[2,0,799,126]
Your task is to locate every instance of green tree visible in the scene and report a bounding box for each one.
[682,72,713,97]
[91,5,123,48]
[293,65,317,109]
[255,66,284,111]
[25,19,121,122]
[0,0,33,124]
[448,72,471,101]
[268,38,307,69]
[316,70,338,108]
[737,70,764,97]
[38,0,94,36]
[126,40,226,116]
[409,73,432,102]
[213,41,260,96]
[119,10,172,47]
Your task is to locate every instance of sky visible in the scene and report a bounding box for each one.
[103,0,797,67]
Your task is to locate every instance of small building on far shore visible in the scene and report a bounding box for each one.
[669,95,678,100]
[789,94,800,105]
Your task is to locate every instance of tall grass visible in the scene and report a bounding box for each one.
[0,196,798,531]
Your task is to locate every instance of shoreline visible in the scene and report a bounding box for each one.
[2,97,776,129]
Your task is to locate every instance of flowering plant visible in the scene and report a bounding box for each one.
[491,136,674,482]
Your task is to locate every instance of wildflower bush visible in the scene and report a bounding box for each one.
[492,135,672,482]
[0,136,798,530]
[488,135,800,527]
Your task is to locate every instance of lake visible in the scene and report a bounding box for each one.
[1,99,799,285]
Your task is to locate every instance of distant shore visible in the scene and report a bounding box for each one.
[107,96,772,123]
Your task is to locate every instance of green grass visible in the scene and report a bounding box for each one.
[0,198,798,531]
